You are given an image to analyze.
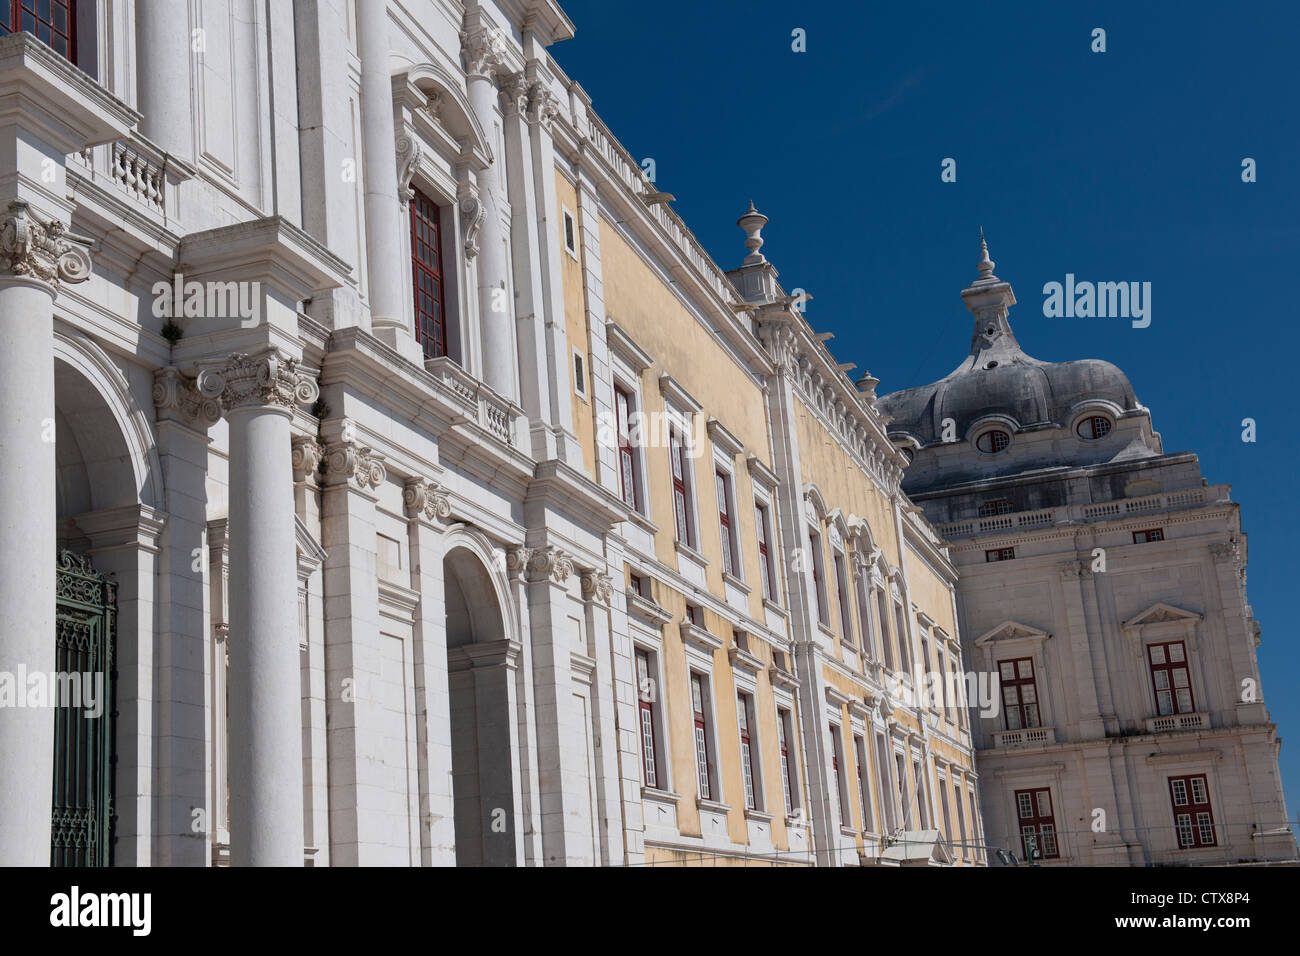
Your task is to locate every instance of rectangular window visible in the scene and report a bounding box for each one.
[737,693,758,810]
[635,649,660,788]
[669,428,694,547]
[920,633,933,704]
[572,349,587,399]
[876,735,896,833]
[809,531,829,626]
[1015,788,1059,860]
[939,775,953,845]
[755,502,777,602]
[914,759,929,828]
[978,498,1014,517]
[685,603,703,627]
[1133,528,1165,543]
[1,0,75,61]
[690,672,714,801]
[833,552,854,645]
[1148,641,1194,715]
[410,188,447,360]
[895,752,911,829]
[715,470,735,576]
[893,602,912,676]
[614,386,639,511]
[562,208,577,255]
[829,725,848,827]
[855,580,875,660]
[955,778,968,859]
[999,658,1040,730]
[777,708,797,815]
[1169,774,1216,848]
[854,734,873,833]
[985,547,1016,562]
[876,591,895,670]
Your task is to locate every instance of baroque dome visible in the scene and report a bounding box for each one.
[877,237,1140,445]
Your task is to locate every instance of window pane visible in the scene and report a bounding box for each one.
[1191,777,1207,804]
[1017,660,1033,679]
[1149,645,1165,665]
[1171,779,1188,805]
[1169,643,1185,663]
[1000,662,1015,681]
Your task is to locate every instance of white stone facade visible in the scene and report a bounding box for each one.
[878,243,1296,866]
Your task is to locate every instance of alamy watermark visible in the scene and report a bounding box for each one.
[1042,274,1151,328]
[0,667,104,718]
[152,271,261,327]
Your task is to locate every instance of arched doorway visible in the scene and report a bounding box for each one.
[444,546,518,866]
[53,338,162,866]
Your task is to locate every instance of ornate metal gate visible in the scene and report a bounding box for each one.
[51,550,117,866]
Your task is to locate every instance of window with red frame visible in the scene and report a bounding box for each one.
[1133,528,1164,543]
[614,386,638,511]
[833,551,854,645]
[635,649,660,788]
[776,708,796,815]
[715,470,734,575]
[985,547,1015,562]
[829,725,845,827]
[690,672,713,800]
[999,657,1040,730]
[736,693,757,810]
[1015,788,1059,860]
[1148,640,1194,715]
[669,428,693,546]
[854,734,873,833]
[1169,774,1216,848]
[1,1,76,62]
[410,188,447,360]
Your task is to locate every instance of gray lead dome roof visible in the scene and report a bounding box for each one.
[876,237,1140,445]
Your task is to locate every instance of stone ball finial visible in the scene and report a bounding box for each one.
[738,200,768,263]
[856,371,880,400]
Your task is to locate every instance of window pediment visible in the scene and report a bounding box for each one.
[973,620,1051,647]
[1123,602,1202,629]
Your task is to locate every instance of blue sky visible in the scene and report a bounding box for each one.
[553,1,1300,828]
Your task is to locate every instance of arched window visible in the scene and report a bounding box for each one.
[1076,415,1112,440]
[975,429,1011,454]
[0,1,76,62]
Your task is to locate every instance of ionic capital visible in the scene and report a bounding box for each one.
[580,570,613,604]
[322,432,386,490]
[402,478,451,522]
[153,365,222,428]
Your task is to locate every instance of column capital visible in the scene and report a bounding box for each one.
[521,545,572,585]
[461,27,507,80]
[196,348,319,414]
[0,200,92,292]
[580,569,613,604]
[153,365,222,428]
[500,71,532,117]
[321,425,386,490]
[290,435,324,483]
[402,477,452,522]
[527,84,562,129]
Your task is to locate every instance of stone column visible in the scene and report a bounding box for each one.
[402,478,456,865]
[580,568,624,865]
[522,545,593,864]
[134,0,195,159]
[462,27,518,401]
[356,0,417,359]
[0,202,92,866]
[501,71,552,455]
[197,349,318,866]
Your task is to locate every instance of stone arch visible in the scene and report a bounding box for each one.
[403,63,494,168]
[440,527,520,866]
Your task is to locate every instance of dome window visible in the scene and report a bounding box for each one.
[976,429,1011,454]
[1076,415,1112,440]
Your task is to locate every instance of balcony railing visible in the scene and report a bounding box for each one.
[426,357,522,450]
[1146,712,1208,734]
[70,131,192,227]
[992,726,1056,748]
[938,485,1231,539]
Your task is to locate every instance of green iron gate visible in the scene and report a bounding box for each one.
[51,549,117,866]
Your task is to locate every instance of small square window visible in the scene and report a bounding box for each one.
[1133,528,1164,543]
[985,547,1016,562]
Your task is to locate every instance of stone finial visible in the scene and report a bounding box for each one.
[737,200,768,264]
[856,371,880,401]
[976,227,996,280]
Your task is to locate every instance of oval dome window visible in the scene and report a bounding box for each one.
[976,430,1011,453]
